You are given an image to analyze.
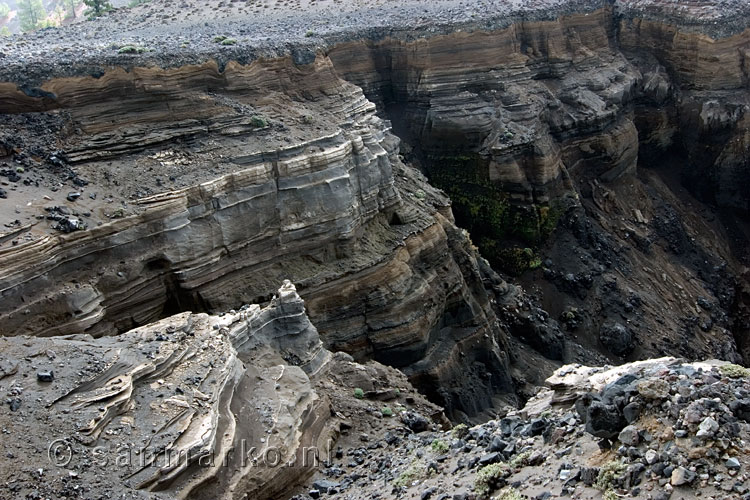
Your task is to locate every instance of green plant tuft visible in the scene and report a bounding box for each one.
[353,388,364,399]
[381,406,393,417]
[430,439,449,454]
[474,462,510,498]
[497,488,524,500]
[719,364,750,378]
[451,423,469,439]
[595,461,627,491]
[221,38,237,45]
[603,490,618,500]
[392,458,424,487]
[509,451,531,469]
[250,115,268,128]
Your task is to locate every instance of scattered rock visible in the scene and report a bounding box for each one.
[670,466,696,486]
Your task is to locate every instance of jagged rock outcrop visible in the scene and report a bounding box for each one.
[294,357,750,499]
[0,281,442,500]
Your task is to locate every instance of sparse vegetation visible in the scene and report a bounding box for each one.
[509,451,531,469]
[52,5,66,25]
[381,406,393,417]
[474,462,510,498]
[213,35,227,42]
[353,387,364,399]
[595,460,626,491]
[305,29,314,37]
[451,423,469,439]
[220,37,237,45]
[65,0,78,18]
[0,26,10,37]
[0,3,10,18]
[393,458,424,487]
[250,115,268,128]
[430,439,449,454]
[83,0,112,19]
[603,490,618,500]
[127,0,149,7]
[118,44,148,54]
[107,208,126,219]
[18,0,46,32]
[497,488,524,500]
[719,364,750,378]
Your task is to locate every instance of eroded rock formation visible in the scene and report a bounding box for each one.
[0,0,748,427]
[0,281,443,499]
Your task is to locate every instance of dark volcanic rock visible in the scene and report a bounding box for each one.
[599,322,635,357]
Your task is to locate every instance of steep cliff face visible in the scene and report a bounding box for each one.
[0,53,514,418]
[326,3,750,366]
[0,0,748,424]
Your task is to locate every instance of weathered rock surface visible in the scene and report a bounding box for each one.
[0,281,443,500]
[0,55,513,418]
[0,0,749,423]
[292,358,750,499]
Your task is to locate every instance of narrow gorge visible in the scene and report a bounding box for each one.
[0,0,748,498]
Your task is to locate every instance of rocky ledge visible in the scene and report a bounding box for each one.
[0,281,443,500]
[294,358,750,499]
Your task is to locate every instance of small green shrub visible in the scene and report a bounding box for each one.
[250,115,268,128]
[497,488,523,500]
[381,406,393,417]
[107,208,126,219]
[305,30,314,37]
[603,490,618,500]
[474,462,510,497]
[353,388,364,399]
[118,45,147,54]
[719,364,750,378]
[220,38,237,46]
[451,423,469,439]
[509,451,531,469]
[430,439,449,454]
[393,459,424,487]
[213,35,227,42]
[595,461,626,491]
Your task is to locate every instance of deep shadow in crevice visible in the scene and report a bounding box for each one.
[145,258,209,318]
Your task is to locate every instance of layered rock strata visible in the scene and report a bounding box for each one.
[0,55,513,418]
[0,281,442,500]
[0,0,748,421]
